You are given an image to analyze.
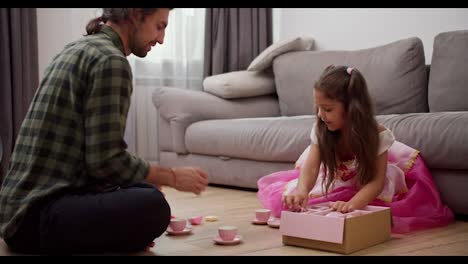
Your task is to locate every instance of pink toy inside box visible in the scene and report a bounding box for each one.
[280,203,392,254]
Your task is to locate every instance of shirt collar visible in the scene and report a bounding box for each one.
[100,24,126,56]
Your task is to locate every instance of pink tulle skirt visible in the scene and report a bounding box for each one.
[257,156,454,234]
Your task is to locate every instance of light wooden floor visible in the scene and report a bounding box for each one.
[1,185,468,256]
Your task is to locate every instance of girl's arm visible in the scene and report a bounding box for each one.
[298,144,321,194]
[332,150,387,212]
[283,144,321,210]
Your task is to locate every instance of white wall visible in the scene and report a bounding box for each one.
[273,8,468,63]
[39,8,468,76]
[37,8,100,80]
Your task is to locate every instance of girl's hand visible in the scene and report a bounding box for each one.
[282,190,309,211]
[329,201,359,213]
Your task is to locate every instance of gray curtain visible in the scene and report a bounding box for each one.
[0,8,39,181]
[203,8,272,78]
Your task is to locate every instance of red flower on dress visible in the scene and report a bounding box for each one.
[338,163,356,181]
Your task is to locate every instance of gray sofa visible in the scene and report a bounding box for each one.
[152,30,468,216]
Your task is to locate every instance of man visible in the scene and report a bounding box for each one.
[0,8,209,254]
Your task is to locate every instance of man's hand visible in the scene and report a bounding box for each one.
[171,167,209,195]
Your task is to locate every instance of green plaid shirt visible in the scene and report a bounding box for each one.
[0,25,149,239]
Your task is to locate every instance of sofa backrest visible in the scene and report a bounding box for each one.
[428,30,468,112]
[273,37,428,116]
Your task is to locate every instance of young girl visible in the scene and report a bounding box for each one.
[257,65,454,234]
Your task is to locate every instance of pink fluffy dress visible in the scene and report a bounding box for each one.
[257,141,454,234]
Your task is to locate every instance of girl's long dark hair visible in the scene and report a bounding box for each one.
[315,65,379,194]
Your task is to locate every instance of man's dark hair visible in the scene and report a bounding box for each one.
[85,8,173,35]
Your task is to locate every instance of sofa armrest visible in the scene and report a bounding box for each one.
[152,87,280,153]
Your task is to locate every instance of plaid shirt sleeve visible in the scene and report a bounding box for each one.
[84,55,149,185]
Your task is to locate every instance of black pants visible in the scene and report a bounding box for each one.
[5,182,171,255]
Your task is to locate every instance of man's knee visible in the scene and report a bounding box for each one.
[143,189,171,237]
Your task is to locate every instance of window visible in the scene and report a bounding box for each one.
[125,8,206,160]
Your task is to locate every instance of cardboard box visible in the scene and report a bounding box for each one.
[280,203,391,254]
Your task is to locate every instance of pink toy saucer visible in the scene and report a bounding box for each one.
[166,226,193,236]
[213,235,243,245]
[267,218,280,228]
[251,218,268,225]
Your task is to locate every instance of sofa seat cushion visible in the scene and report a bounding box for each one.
[185,116,315,162]
[186,112,468,170]
[377,112,468,170]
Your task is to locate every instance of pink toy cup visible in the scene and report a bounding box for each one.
[218,225,238,241]
[255,209,271,222]
[189,216,203,225]
[169,218,187,232]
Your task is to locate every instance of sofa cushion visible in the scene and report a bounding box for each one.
[274,37,428,116]
[203,70,275,99]
[185,116,315,162]
[247,37,314,72]
[428,30,468,112]
[377,112,468,170]
[185,112,468,170]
